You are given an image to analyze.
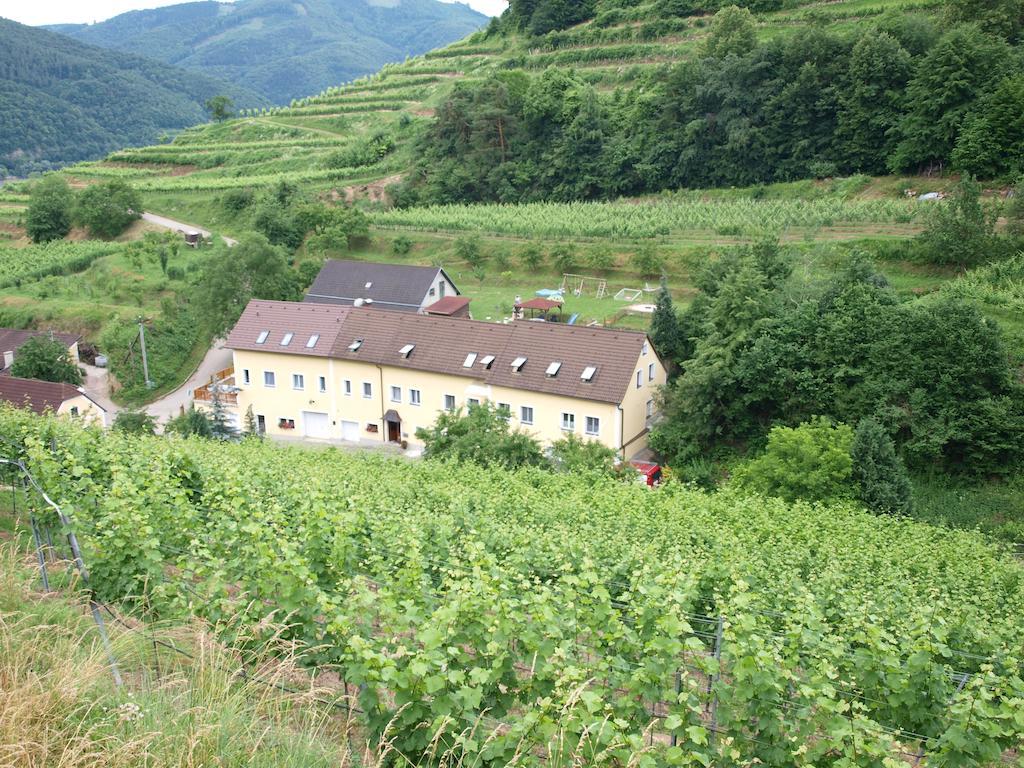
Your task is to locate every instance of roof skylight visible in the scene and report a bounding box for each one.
[255,330,269,344]
[306,334,319,349]
[280,332,294,346]
[546,361,562,377]
[581,366,597,382]
[463,353,477,368]
[349,339,363,352]
[511,356,527,372]
[400,344,415,358]
[480,355,495,368]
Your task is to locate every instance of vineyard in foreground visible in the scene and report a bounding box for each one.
[3,408,1023,766]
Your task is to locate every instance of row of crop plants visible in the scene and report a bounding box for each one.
[5,411,1021,767]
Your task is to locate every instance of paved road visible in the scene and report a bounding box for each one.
[145,339,233,425]
[81,339,233,428]
[141,212,237,246]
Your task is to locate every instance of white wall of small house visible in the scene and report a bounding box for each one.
[419,270,459,310]
[224,348,652,454]
[619,339,668,457]
[57,393,105,427]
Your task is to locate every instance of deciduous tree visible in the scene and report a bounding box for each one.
[25,174,73,243]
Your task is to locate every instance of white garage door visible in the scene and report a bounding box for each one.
[302,411,330,439]
[341,420,359,442]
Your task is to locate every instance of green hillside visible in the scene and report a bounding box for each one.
[47,0,489,105]
[0,18,268,177]
[63,0,1023,202]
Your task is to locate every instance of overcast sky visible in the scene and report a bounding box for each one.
[0,0,507,26]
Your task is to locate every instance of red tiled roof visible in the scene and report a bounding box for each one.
[227,300,652,405]
[0,328,80,373]
[424,296,471,315]
[225,301,350,356]
[0,376,97,415]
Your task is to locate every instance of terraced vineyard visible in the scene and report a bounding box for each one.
[5,408,1023,766]
[53,0,946,205]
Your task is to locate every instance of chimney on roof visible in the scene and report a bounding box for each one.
[3,350,13,369]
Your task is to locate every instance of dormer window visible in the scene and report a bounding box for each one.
[256,330,269,344]
[306,334,319,349]
[463,353,477,368]
[546,361,561,378]
[581,366,597,382]
[480,355,495,369]
[349,339,363,352]
[511,356,526,372]
[400,344,415,358]
[280,332,293,346]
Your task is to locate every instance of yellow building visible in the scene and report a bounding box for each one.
[0,376,106,426]
[210,300,667,458]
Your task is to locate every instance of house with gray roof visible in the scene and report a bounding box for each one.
[303,259,461,314]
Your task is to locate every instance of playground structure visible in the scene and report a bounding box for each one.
[613,288,643,302]
[560,273,608,299]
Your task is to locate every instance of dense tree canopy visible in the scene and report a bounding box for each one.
[25,175,74,244]
[74,180,142,239]
[400,13,1024,205]
[650,250,1024,477]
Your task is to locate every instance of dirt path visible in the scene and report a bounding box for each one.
[140,212,237,246]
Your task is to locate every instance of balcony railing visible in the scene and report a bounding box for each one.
[193,367,238,406]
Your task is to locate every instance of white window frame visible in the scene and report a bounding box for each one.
[646,399,654,418]
[561,412,575,432]
[263,370,276,388]
[585,416,600,436]
[648,363,655,381]
[344,379,352,396]
[467,397,480,408]
[497,402,511,420]
[362,381,372,399]
[318,376,326,393]
[520,405,534,425]
[292,373,304,391]
[390,385,401,403]
[636,371,642,389]
[410,389,421,406]
[242,368,250,385]
[443,394,456,412]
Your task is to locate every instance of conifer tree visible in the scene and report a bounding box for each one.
[851,416,913,515]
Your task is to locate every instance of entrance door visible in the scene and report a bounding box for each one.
[302,411,330,439]
[341,420,359,441]
[387,420,400,443]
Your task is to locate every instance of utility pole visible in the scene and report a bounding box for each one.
[138,317,154,389]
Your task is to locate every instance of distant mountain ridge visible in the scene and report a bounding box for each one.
[0,18,267,177]
[46,0,490,104]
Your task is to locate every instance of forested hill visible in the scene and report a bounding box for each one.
[46,0,489,105]
[396,0,1024,205]
[0,19,267,177]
